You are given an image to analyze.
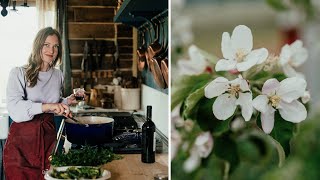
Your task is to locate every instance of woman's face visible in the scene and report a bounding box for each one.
[41,34,59,66]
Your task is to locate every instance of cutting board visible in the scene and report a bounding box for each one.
[102,154,168,180]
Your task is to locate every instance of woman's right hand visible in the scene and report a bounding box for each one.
[42,103,72,117]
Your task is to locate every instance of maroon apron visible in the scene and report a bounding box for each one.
[3,113,56,180]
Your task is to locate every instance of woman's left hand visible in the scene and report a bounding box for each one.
[67,94,78,105]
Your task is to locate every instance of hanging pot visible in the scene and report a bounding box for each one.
[65,116,114,145]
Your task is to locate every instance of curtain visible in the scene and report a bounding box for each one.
[57,0,72,96]
[36,0,57,29]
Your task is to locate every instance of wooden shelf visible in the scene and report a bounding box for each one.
[68,6,115,8]
[114,0,168,28]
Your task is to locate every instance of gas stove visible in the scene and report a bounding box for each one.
[65,112,167,154]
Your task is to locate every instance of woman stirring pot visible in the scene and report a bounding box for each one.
[3,27,79,180]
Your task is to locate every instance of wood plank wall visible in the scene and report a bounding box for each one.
[67,0,134,89]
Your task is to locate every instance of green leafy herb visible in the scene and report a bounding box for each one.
[51,145,122,167]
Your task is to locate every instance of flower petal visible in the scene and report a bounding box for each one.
[215,59,237,71]
[183,151,201,173]
[278,100,307,123]
[262,78,280,95]
[252,95,270,113]
[194,132,213,158]
[213,94,237,120]
[236,48,268,71]
[237,92,253,121]
[229,75,250,92]
[177,59,203,75]
[221,32,234,60]
[204,77,229,98]
[255,48,269,64]
[278,77,306,103]
[279,44,291,65]
[261,110,275,134]
[282,64,298,78]
[291,48,308,67]
[231,25,253,53]
[189,45,207,67]
[301,91,310,104]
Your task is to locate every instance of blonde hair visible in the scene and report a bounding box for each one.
[25,27,62,87]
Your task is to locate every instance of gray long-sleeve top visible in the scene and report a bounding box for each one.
[6,67,68,122]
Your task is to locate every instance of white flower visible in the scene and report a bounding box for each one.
[183,148,201,173]
[301,91,310,104]
[193,132,213,158]
[171,128,182,161]
[177,45,209,75]
[279,40,308,78]
[204,75,253,121]
[215,25,268,72]
[252,77,307,134]
[183,132,213,173]
[171,104,184,128]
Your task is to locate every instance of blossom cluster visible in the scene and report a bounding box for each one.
[172,24,310,173]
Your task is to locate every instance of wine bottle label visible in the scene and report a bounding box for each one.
[153,131,156,152]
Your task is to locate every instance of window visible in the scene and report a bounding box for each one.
[0,7,37,107]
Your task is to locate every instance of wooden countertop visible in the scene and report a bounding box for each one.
[102,153,168,180]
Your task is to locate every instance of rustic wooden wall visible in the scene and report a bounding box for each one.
[67,0,134,89]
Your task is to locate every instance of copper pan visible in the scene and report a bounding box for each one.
[160,58,168,86]
[150,58,166,89]
[137,30,147,71]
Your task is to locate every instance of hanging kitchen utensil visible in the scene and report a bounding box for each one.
[161,58,169,86]
[81,41,89,89]
[137,28,147,71]
[150,19,168,89]
[150,58,166,89]
[98,40,107,68]
[147,19,163,60]
[145,22,153,71]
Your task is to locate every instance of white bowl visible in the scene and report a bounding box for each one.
[44,166,111,180]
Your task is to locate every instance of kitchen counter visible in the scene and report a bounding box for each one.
[102,153,168,180]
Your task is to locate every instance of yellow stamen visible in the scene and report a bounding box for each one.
[228,84,241,97]
[235,49,247,62]
[269,95,281,108]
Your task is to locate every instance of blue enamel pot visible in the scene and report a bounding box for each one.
[65,116,114,145]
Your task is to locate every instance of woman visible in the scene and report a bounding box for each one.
[3,27,77,179]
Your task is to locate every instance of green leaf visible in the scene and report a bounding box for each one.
[213,134,239,172]
[196,98,231,136]
[171,74,212,110]
[230,131,281,180]
[196,154,230,180]
[265,0,288,11]
[183,85,205,119]
[257,111,296,156]
[272,73,287,82]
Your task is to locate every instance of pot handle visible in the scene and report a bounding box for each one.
[48,119,65,161]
